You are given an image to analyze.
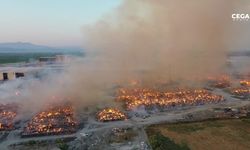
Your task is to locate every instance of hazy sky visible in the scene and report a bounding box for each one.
[0,0,123,47]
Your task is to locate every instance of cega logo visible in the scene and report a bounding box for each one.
[232,14,249,21]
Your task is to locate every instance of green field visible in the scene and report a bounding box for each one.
[146,118,250,150]
[0,52,84,64]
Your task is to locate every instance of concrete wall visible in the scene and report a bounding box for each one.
[8,72,15,80]
[0,73,3,80]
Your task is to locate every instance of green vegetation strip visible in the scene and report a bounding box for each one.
[0,52,84,64]
[148,132,190,150]
[0,53,60,64]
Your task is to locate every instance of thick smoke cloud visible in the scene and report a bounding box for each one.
[4,0,247,113]
[55,0,242,107]
[82,0,237,83]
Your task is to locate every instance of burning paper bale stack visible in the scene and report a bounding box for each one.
[97,108,127,122]
[0,104,18,131]
[22,104,78,137]
[117,88,224,110]
[230,87,250,98]
[240,80,250,87]
[207,75,231,88]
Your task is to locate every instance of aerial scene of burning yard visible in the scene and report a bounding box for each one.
[1,0,250,150]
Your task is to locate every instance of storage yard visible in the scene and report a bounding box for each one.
[0,57,249,150]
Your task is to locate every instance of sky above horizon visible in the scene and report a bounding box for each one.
[0,0,123,47]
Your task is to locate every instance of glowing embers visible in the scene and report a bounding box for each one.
[240,80,250,87]
[0,104,18,131]
[22,104,78,137]
[97,108,127,122]
[117,88,224,110]
[230,87,250,98]
[207,75,231,88]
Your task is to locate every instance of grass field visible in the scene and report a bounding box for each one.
[0,52,84,64]
[146,118,250,150]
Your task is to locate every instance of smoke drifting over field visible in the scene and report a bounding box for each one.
[49,0,243,107]
[4,0,248,111]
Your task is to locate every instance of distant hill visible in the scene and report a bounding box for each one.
[0,42,82,53]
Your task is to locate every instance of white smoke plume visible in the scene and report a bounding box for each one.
[2,0,248,112]
[64,0,244,107]
[82,0,237,82]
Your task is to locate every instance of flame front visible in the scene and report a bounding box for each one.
[97,108,127,122]
[240,80,250,87]
[117,88,224,110]
[23,104,78,136]
[0,104,17,131]
[230,87,250,97]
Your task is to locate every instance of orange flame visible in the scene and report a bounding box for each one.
[97,108,127,122]
[116,88,224,110]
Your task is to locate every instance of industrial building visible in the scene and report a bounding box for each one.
[0,72,24,81]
